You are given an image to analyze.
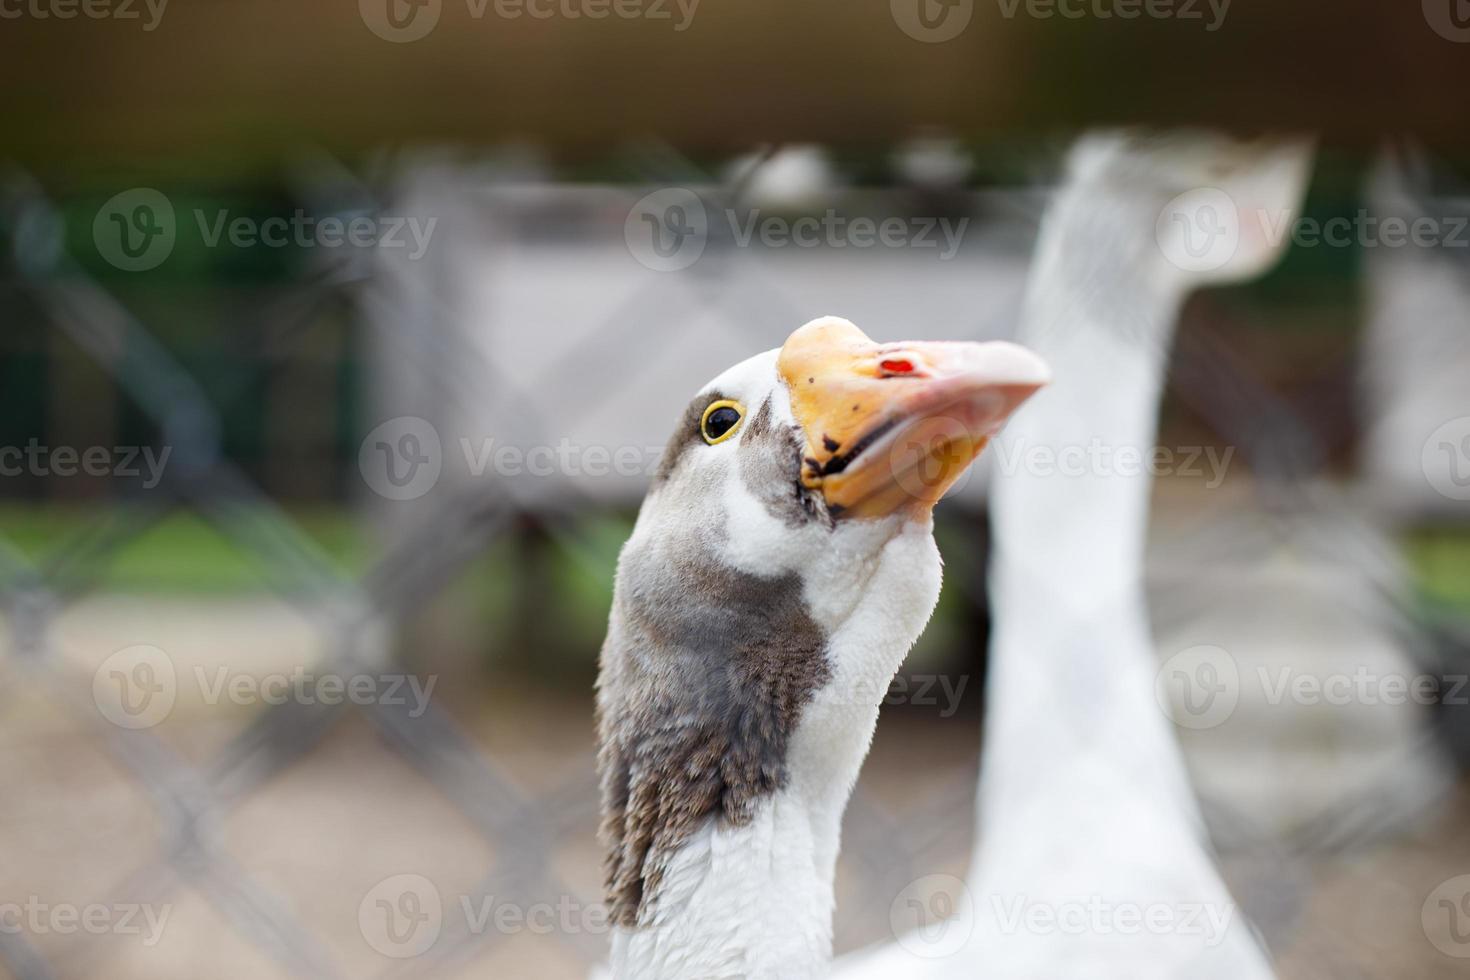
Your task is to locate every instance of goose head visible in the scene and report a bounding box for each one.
[596,315,1047,976]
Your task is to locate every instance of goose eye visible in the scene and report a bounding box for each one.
[700,400,744,444]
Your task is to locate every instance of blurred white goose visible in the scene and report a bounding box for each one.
[836,132,1314,980]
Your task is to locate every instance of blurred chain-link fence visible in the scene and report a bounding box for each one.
[1,144,1468,979]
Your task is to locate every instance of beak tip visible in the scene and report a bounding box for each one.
[974,341,1051,389]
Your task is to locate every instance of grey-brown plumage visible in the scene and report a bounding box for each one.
[596,392,830,927]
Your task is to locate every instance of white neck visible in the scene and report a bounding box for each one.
[962,139,1278,978]
[611,521,944,980]
[832,134,1309,980]
[979,173,1199,836]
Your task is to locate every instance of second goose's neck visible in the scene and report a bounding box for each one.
[980,169,1200,833]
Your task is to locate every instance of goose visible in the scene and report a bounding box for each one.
[834,132,1314,979]
[595,315,1049,980]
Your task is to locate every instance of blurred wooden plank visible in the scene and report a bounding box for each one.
[4,0,1469,172]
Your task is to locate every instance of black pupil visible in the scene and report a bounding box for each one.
[705,406,740,440]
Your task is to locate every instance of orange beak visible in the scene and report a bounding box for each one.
[778,317,1049,520]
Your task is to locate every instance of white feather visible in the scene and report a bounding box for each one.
[608,342,945,980]
[834,132,1312,980]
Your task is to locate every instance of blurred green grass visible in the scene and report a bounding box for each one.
[0,505,1464,683]
[0,503,369,592]
[1,503,1466,607]
[1405,528,1470,617]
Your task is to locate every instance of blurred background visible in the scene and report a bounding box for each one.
[2,3,1469,978]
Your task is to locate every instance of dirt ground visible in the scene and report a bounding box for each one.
[1,653,1468,980]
